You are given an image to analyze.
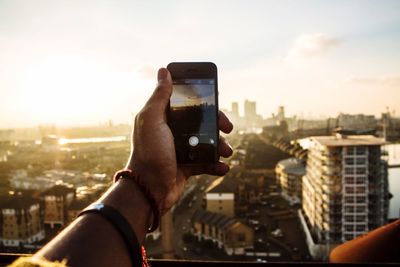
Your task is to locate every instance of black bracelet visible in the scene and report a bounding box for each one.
[78,203,142,267]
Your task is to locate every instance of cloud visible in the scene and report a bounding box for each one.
[286,33,342,60]
[345,75,400,86]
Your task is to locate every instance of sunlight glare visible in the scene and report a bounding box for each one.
[17,54,149,126]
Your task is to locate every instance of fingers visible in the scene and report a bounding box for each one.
[204,161,230,176]
[219,111,233,134]
[181,161,230,178]
[178,136,232,179]
[219,136,233,158]
[145,68,172,112]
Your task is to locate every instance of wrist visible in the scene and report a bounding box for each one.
[114,169,162,232]
[98,177,152,242]
[126,159,171,214]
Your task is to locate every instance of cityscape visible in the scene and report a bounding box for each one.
[0,1,399,265]
[0,101,399,262]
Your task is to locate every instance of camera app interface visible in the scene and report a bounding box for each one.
[170,79,218,163]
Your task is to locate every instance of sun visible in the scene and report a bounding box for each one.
[17,55,101,124]
[15,54,152,126]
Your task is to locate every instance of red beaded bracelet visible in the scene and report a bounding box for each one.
[114,169,160,232]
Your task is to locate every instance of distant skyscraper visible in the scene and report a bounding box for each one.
[300,134,389,259]
[231,102,239,118]
[277,106,285,121]
[244,100,256,120]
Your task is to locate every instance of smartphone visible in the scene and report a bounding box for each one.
[167,62,219,164]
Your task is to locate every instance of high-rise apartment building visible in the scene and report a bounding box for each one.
[300,134,389,259]
[231,102,239,118]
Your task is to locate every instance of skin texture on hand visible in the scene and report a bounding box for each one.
[126,68,233,214]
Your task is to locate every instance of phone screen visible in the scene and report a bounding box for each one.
[169,78,218,164]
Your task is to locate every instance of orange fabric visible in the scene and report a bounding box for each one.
[330,219,400,263]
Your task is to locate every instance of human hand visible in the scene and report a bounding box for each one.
[126,68,233,214]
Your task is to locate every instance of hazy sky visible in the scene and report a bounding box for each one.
[1,0,399,128]
[171,84,215,107]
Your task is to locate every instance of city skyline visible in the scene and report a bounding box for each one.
[0,1,400,127]
[0,100,394,130]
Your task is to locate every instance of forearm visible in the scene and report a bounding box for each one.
[34,178,152,267]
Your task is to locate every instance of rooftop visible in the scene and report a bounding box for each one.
[0,193,39,210]
[40,184,75,197]
[192,209,236,229]
[310,135,386,147]
[277,158,305,176]
[206,176,236,194]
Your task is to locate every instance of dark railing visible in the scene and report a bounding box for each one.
[0,253,397,267]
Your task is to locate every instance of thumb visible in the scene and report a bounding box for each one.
[147,68,172,109]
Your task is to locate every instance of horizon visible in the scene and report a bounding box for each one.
[1,0,399,128]
[0,107,391,131]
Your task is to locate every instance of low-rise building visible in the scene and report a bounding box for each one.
[205,177,236,217]
[192,209,254,255]
[40,185,75,229]
[0,192,45,247]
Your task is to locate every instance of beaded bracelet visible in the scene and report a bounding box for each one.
[114,169,160,232]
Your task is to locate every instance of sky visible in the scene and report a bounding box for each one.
[0,0,399,128]
[171,84,215,107]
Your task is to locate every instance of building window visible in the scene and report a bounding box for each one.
[346,147,355,155]
[238,233,246,242]
[356,215,366,221]
[356,225,366,232]
[356,158,366,165]
[345,234,354,240]
[355,186,366,194]
[356,177,365,184]
[356,147,365,155]
[356,168,366,175]
[345,168,354,175]
[356,196,366,203]
[345,158,354,165]
[345,187,355,194]
[344,206,355,213]
[356,206,366,212]
[345,177,355,184]
[345,225,354,231]
[344,215,354,222]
